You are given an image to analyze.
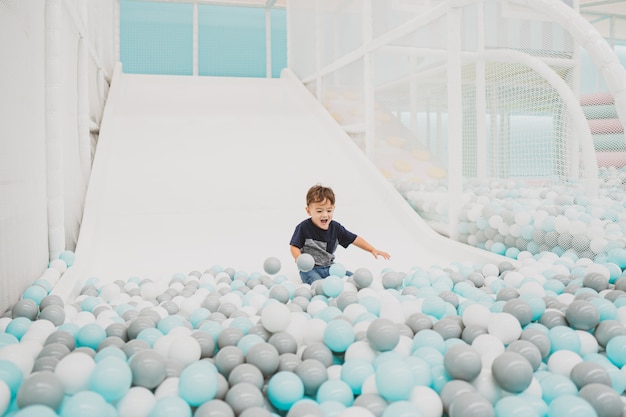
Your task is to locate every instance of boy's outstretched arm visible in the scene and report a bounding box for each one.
[352,236,391,260]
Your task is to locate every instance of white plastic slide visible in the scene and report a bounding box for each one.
[53,66,505,301]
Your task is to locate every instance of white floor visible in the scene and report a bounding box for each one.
[53,68,503,301]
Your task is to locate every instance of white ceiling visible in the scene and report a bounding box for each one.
[579,0,626,41]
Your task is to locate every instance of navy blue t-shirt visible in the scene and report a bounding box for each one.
[290,219,357,267]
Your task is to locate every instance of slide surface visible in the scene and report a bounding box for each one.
[54,68,503,299]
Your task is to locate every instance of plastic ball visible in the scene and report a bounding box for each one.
[341,358,375,395]
[263,257,282,275]
[316,378,354,406]
[21,285,47,306]
[569,361,612,389]
[245,342,280,378]
[214,345,245,378]
[224,382,264,415]
[605,334,626,367]
[128,349,167,389]
[506,340,542,371]
[443,344,482,381]
[578,383,624,417]
[447,391,494,417]
[228,363,264,389]
[491,352,533,393]
[89,355,132,402]
[39,305,66,326]
[296,254,315,272]
[547,394,597,417]
[12,299,39,320]
[55,351,96,394]
[76,323,107,350]
[301,342,333,367]
[16,371,64,410]
[323,319,355,353]
[565,300,600,330]
[292,359,326,398]
[261,302,291,333]
[329,263,347,277]
[59,390,108,417]
[539,374,578,404]
[194,399,235,417]
[117,386,156,417]
[375,358,414,402]
[352,268,374,289]
[148,396,191,417]
[322,275,344,298]
[367,318,399,352]
[267,371,305,410]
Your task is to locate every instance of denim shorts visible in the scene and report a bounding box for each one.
[299,265,353,285]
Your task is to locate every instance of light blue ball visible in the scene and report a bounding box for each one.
[323,319,354,353]
[539,374,578,404]
[340,358,375,395]
[5,317,31,340]
[411,329,445,353]
[0,359,23,397]
[421,296,446,319]
[490,242,507,255]
[236,334,265,356]
[148,396,191,417]
[21,285,47,305]
[495,395,538,417]
[189,308,211,328]
[375,359,413,402]
[606,335,626,368]
[322,276,344,298]
[178,360,218,406]
[316,379,354,406]
[76,323,107,350]
[267,371,304,410]
[59,250,76,267]
[329,263,346,277]
[137,327,163,348]
[89,355,132,402]
[548,326,581,354]
[13,405,58,417]
[547,394,597,417]
[60,391,107,417]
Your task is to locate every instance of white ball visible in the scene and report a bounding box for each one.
[117,386,156,417]
[547,350,582,377]
[261,301,291,333]
[410,386,443,417]
[55,352,96,394]
[487,312,522,344]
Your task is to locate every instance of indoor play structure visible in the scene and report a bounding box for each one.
[2,1,626,417]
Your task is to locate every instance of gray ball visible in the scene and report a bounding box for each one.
[352,268,373,289]
[128,349,167,389]
[433,317,463,340]
[16,371,64,410]
[263,257,282,275]
[106,322,129,342]
[366,318,399,352]
[12,299,39,320]
[594,320,626,348]
[461,325,487,345]
[300,342,333,368]
[194,399,235,417]
[443,344,481,381]
[39,294,64,310]
[278,352,301,372]
[268,331,298,355]
[214,345,245,378]
[38,305,65,326]
[439,380,476,414]
[570,361,613,389]
[565,300,600,330]
[217,327,244,348]
[245,342,280,378]
[502,299,533,327]
[32,356,59,373]
[224,382,265,415]
[405,313,433,334]
[583,273,609,292]
[191,331,216,358]
[491,352,533,393]
[538,309,567,328]
[44,330,76,351]
[294,359,328,397]
[269,285,290,304]
[241,406,273,417]
[448,391,495,417]
[520,328,551,359]
[285,401,324,417]
[228,363,264,389]
[578,383,624,417]
[506,340,542,372]
[353,393,388,417]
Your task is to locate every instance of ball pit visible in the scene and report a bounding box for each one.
[1,251,626,417]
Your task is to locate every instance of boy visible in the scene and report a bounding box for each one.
[289,184,390,284]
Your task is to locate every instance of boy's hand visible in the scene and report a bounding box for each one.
[372,249,390,260]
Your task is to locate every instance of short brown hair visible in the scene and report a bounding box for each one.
[306,184,335,206]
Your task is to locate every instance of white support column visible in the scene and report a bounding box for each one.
[45,0,66,260]
[77,2,91,180]
[315,0,322,100]
[447,6,463,241]
[114,0,120,64]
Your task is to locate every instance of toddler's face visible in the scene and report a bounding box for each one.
[306,198,334,230]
